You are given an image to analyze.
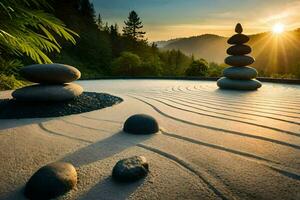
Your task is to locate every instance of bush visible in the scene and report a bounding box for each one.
[139,55,163,76]
[0,58,23,77]
[112,52,142,76]
[0,75,26,90]
[185,59,208,76]
[207,62,226,77]
[0,58,27,90]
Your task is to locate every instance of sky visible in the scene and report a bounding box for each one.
[92,0,300,41]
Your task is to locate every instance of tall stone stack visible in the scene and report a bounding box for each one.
[217,23,262,90]
[13,64,83,101]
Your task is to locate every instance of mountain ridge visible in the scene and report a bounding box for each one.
[155,29,300,75]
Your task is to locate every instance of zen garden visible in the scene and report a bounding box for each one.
[0,1,299,200]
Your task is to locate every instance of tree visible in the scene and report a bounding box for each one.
[96,14,104,31]
[0,0,78,64]
[122,11,146,40]
[112,52,142,76]
[185,59,209,76]
[79,0,96,26]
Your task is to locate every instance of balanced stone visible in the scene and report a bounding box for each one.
[112,156,149,182]
[217,77,262,90]
[235,23,243,34]
[12,83,83,102]
[217,23,262,90]
[24,162,77,200]
[21,63,81,84]
[225,55,254,67]
[123,114,159,134]
[228,34,249,45]
[227,45,251,55]
[223,66,258,80]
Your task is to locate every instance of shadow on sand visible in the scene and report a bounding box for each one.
[61,130,153,167]
[60,129,154,199]
[79,176,146,200]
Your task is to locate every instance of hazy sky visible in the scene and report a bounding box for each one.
[92,0,300,41]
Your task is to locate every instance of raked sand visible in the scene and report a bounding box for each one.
[0,80,300,200]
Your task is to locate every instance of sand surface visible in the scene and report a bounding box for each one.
[0,80,299,200]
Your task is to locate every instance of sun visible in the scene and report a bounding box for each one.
[272,23,285,34]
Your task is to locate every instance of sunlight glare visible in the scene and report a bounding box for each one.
[272,23,284,34]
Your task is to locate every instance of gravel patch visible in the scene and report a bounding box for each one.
[0,92,123,119]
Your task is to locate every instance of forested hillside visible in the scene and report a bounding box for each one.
[160,30,300,77]
[48,0,198,78]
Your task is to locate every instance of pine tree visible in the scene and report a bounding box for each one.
[79,0,95,26]
[104,22,110,32]
[122,10,146,40]
[96,13,104,31]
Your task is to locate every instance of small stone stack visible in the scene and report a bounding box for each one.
[217,23,262,90]
[13,63,83,101]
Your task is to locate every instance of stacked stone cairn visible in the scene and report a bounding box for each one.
[217,23,262,90]
[13,63,83,101]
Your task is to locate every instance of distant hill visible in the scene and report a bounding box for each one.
[155,38,182,48]
[162,34,227,63]
[158,30,300,75]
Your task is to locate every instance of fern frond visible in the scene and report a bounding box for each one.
[0,0,78,64]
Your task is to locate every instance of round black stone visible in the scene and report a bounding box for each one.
[24,162,77,200]
[123,114,159,134]
[112,156,149,182]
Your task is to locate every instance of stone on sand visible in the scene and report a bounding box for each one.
[21,63,81,84]
[112,156,149,182]
[123,114,159,134]
[12,83,83,102]
[24,162,77,200]
[217,77,262,90]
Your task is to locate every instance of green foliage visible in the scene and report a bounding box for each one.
[140,55,163,76]
[123,11,146,40]
[185,59,209,76]
[270,73,297,79]
[0,74,26,90]
[0,57,27,90]
[207,62,226,77]
[49,0,112,75]
[0,0,78,64]
[0,57,23,77]
[159,50,192,76]
[112,52,142,76]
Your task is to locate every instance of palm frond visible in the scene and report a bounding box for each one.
[0,0,78,64]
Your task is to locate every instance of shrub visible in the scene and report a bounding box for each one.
[185,59,208,77]
[139,55,163,76]
[112,52,142,76]
[207,62,226,77]
[0,75,26,90]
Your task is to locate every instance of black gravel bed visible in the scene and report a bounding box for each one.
[0,92,123,119]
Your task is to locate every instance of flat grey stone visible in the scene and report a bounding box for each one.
[112,156,149,182]
[225,55,254,67]
[21,63,81,84]
[227,45,252,55]
[223,66,258,80]
[217,77,262,90]
[24,162,77,200]
[228,34,249,45]
[12,83,83,102]
[123,114,159,134]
